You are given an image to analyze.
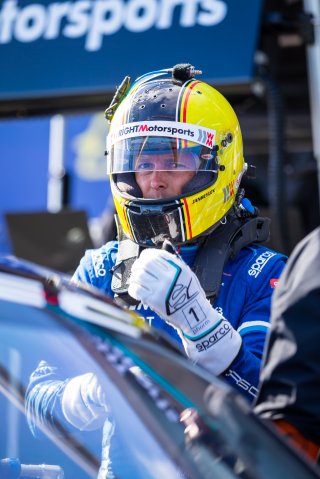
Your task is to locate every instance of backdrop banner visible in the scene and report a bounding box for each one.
[0,0,264,101]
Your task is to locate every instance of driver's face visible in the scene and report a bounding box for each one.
[135,153,196,199]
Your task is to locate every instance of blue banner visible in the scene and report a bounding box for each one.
[0,113,112,254]
[0,0,264,100]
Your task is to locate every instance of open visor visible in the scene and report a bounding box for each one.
[107,136,218,174]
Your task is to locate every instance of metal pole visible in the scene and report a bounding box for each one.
[303,0,320,206]
[47,114,66,212]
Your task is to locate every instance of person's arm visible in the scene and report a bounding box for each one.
[254,228,320,460]
[222,298,273,401]
[128,248,286,402]
[128,249,242,376]
[72,242,118,293]
[25,360,109,438]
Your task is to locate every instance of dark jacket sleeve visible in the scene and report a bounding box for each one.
[254,227,320,444]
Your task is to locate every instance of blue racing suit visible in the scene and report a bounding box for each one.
[74,241,286,401]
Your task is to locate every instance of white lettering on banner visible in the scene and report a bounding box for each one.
[0,0,227,51]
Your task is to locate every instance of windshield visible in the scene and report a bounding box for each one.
[0,292,231,479]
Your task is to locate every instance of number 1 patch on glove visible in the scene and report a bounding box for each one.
[165,260,212,336]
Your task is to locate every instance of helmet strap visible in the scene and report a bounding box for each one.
[192,211,270,303]
[110,216,142,306]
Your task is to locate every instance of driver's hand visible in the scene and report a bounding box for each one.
[62,373,109,431]
[128,248,242,375]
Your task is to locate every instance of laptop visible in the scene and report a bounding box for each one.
[5,209,94,274]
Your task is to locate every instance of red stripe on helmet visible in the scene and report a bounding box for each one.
[182,81,201,122]
[181,80,201,147]
[183,198,193,239]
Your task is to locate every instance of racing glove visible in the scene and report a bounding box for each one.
[128,248,242,375]
[61,372,109,431]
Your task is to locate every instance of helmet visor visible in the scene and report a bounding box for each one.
[107,120,218,174]
[108,136,217,174]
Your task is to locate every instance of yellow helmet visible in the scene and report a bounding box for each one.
[106,64,246,247]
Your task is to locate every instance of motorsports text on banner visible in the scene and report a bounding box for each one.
[0,0,264,101]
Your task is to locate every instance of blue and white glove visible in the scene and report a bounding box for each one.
[128,249,242,376]
[61,373,109,431]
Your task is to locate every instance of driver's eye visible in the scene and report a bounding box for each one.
[167,161,178,169]
[136,161,153,171]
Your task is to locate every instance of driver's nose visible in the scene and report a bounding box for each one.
[150,170,168,190]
